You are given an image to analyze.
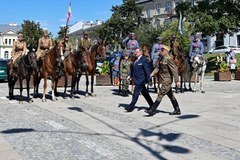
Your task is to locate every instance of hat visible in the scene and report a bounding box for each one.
[161,45,170,52]
[157,37,162,40]
[65,35,69,38]
[171,34,176,38]
[130,32,135,36]
[83,30,88,35]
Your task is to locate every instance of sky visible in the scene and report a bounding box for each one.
[0,0,123,37]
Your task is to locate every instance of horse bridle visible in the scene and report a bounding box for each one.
[23,53,36,68]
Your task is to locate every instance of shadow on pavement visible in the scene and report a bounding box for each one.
[1,128,35,134]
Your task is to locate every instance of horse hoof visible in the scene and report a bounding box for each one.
[192,90,196,93]
[201,91,205,93]
[19,101,23,104]
[42,99,46,102]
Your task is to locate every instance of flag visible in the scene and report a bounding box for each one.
[179,12,184,36]
[67,2,72,24]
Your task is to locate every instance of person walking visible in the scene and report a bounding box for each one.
[145,45,181,116]
[125,48,153,112]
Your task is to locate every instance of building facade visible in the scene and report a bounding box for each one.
[135,0,240,51]
[0,23,21,59]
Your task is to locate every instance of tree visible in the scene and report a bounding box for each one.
[21,20,43,51]
[57,26,68,40]
[160,20,192,53]
[175,0,240,36]
[135,24,164,49]
[97,0,148,45]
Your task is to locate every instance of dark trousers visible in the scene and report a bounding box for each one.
[130,84,153,107]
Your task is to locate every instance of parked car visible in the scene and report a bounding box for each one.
[0,59,8,82]
[208,45,240,54]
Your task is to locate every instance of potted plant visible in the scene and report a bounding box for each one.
[214,62,231,81]
[235,67,240,80]
[96,61,111,86]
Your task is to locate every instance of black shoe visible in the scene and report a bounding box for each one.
[145,108,157,116]
[169,110,181,115]
[125,105,134,112]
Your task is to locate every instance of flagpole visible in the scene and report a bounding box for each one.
[64,2,72,40]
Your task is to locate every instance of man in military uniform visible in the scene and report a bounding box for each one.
[122,32,139,57]
[78,30,92,53]
[62,35,72,58]
[169,34,180,59]
[120,53,131,96]
[189,34,204,62]
[36,29,53,60]
[151,37,162,68]
[9,32,27,75]
[145,45,181,116]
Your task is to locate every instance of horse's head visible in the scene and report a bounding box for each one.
[55,40,64,61]
[96,40,106,60]
[27,51,38,69]
[192,55,206,69]
[79,51,89,71]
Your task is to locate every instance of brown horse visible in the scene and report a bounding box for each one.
[8,51,38,103]
[174,52,188,93]
[54,50,88,98]
[33,41,64,101]
[76,41,106,96]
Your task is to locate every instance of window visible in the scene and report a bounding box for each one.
[5,39,7,45]
[9,39,11,45]
[13,39,15,43]
[165,2,172,12]
[4,51,9,59]
[156,4,161,15]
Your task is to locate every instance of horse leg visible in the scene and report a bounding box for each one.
[8,78,14,100]
[90,74,96,97]
[75,73,81,94]
[71,74,77,97]
[42,77,47,102]
[180,76,184,93]
[63,75,68,98]
[27,78,33,103]
[200,71,205,93]
[84,73,89,97]
[192,73,197,92]
[19,79,23,104]
[51,78,57,101]
[54,76,59,97]
[188,71,193,91]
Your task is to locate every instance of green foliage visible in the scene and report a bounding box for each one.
[218,62,229,72]
[135,24,164,49]
[57,26,68,40]
[175,0,240,36]
[96,0,148,45]
[21,20,43,51]
[99,61,110,75]
[160,20,192,53]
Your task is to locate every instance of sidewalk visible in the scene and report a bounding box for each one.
[0,78,240,160]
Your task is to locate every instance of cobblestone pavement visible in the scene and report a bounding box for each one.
[0,77,240,160]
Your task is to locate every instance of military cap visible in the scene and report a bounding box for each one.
[83,30,88,35]
[65,35,69,38]
[171,34,176,38]
[157,37,162,40]
[161,45,170,52]
[130,32,135,36]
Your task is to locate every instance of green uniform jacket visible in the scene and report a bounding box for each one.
[120,59,131,79]
[152,54,179,84]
